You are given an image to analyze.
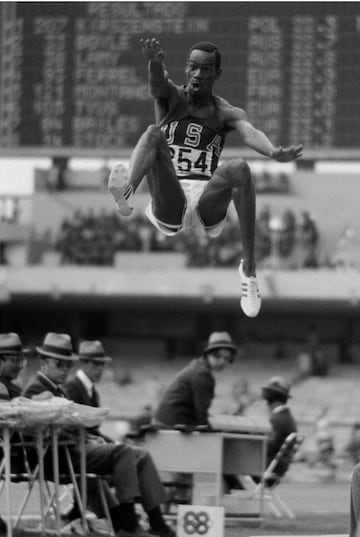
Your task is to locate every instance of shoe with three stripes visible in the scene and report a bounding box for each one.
[108,162,134,217]
[239,260,261,317]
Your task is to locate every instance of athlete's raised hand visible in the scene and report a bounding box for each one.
[140,37,165,62]
[271,144,303,162]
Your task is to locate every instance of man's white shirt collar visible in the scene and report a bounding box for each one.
[272,404,288,414]
[76,369,93,398]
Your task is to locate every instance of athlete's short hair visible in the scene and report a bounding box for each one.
[189,41,222,70]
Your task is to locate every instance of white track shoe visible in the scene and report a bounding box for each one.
[108,162,133,216]
[239,260,261,317]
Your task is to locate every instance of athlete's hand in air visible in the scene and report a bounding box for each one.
[140,37,165,62]
[271,144,303,162]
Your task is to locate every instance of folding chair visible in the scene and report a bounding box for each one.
[238,432,305,518]
[0,425,52,537]
[44,426,115,537]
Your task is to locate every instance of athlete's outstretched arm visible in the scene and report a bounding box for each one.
[230,116,303,162]
[140,37,170,98]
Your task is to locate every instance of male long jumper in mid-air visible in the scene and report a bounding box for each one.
[108,37,303,317]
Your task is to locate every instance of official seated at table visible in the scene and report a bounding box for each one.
[0,333,30,536]
[22,332,174,537]
[63,339,113,442]
[153,332,237,429]
[152,332,238,493]
[62,339,116,523]
[260,376,298,482]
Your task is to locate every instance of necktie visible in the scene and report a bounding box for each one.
[90,386,99,407]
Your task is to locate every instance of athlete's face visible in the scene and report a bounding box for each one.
[185,50,221,97]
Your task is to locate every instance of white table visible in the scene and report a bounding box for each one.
[144,429,267,519]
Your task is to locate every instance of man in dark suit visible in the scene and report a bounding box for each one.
[64,340,113,441]
[153,331,237,428]
[261,376,298,479]
[22,333,174,537]
[152,332,237,493]
[0,333,29,535]
[0,332,27,401]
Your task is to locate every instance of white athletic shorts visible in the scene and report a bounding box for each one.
[145,179,226,238]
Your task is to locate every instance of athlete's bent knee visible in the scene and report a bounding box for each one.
[223,158,251,187]
[144,124,167,146]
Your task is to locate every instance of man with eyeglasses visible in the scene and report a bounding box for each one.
[22,332,174,537]
[0,333,28,401]
[0,332,29,535]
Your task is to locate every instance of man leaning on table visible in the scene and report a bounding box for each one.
[152,331,237,493]
[0,333,29,535]
[153,331,237,428]
[22,332,175,537]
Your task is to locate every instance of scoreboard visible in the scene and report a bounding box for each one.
[0,1,360,155]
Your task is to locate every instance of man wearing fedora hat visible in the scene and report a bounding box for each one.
[62,340,114,526]
[0,332,29,535]
[0,332,28,401]
[154,331,237,428]
[23,332,175,537]
[261,375,297,478]
[226,375,298,492]
[64,340,113,441]
[152,332,237,498]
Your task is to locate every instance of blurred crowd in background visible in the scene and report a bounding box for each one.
[27,205,321,269]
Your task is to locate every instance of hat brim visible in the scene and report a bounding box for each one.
[204,343,237,354]
[36,347,78,361]
[0,348,30,355]
[262,386,291,399]
[79,355,112,363]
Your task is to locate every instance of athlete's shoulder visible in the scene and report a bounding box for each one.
[154,78,183,100]
[214,94,248,123]
[155,82,187,124]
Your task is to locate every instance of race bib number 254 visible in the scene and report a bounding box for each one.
[170,145,213,178]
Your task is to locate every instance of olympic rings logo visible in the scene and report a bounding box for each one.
[181,510,212,535]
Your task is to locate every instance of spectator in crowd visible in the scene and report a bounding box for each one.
[280,209,296,258]
[226,377,256,416]
[331,226,359,269]
[22,332,175,537]
[298,211,319,268]
[311,407,336,476]
[305,324,329,377]
[0,333,33,535]
[255,205,271,263]
[337,322,354,364]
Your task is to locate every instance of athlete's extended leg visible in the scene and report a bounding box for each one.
[109,125,186,225]
[198,158,261,317]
